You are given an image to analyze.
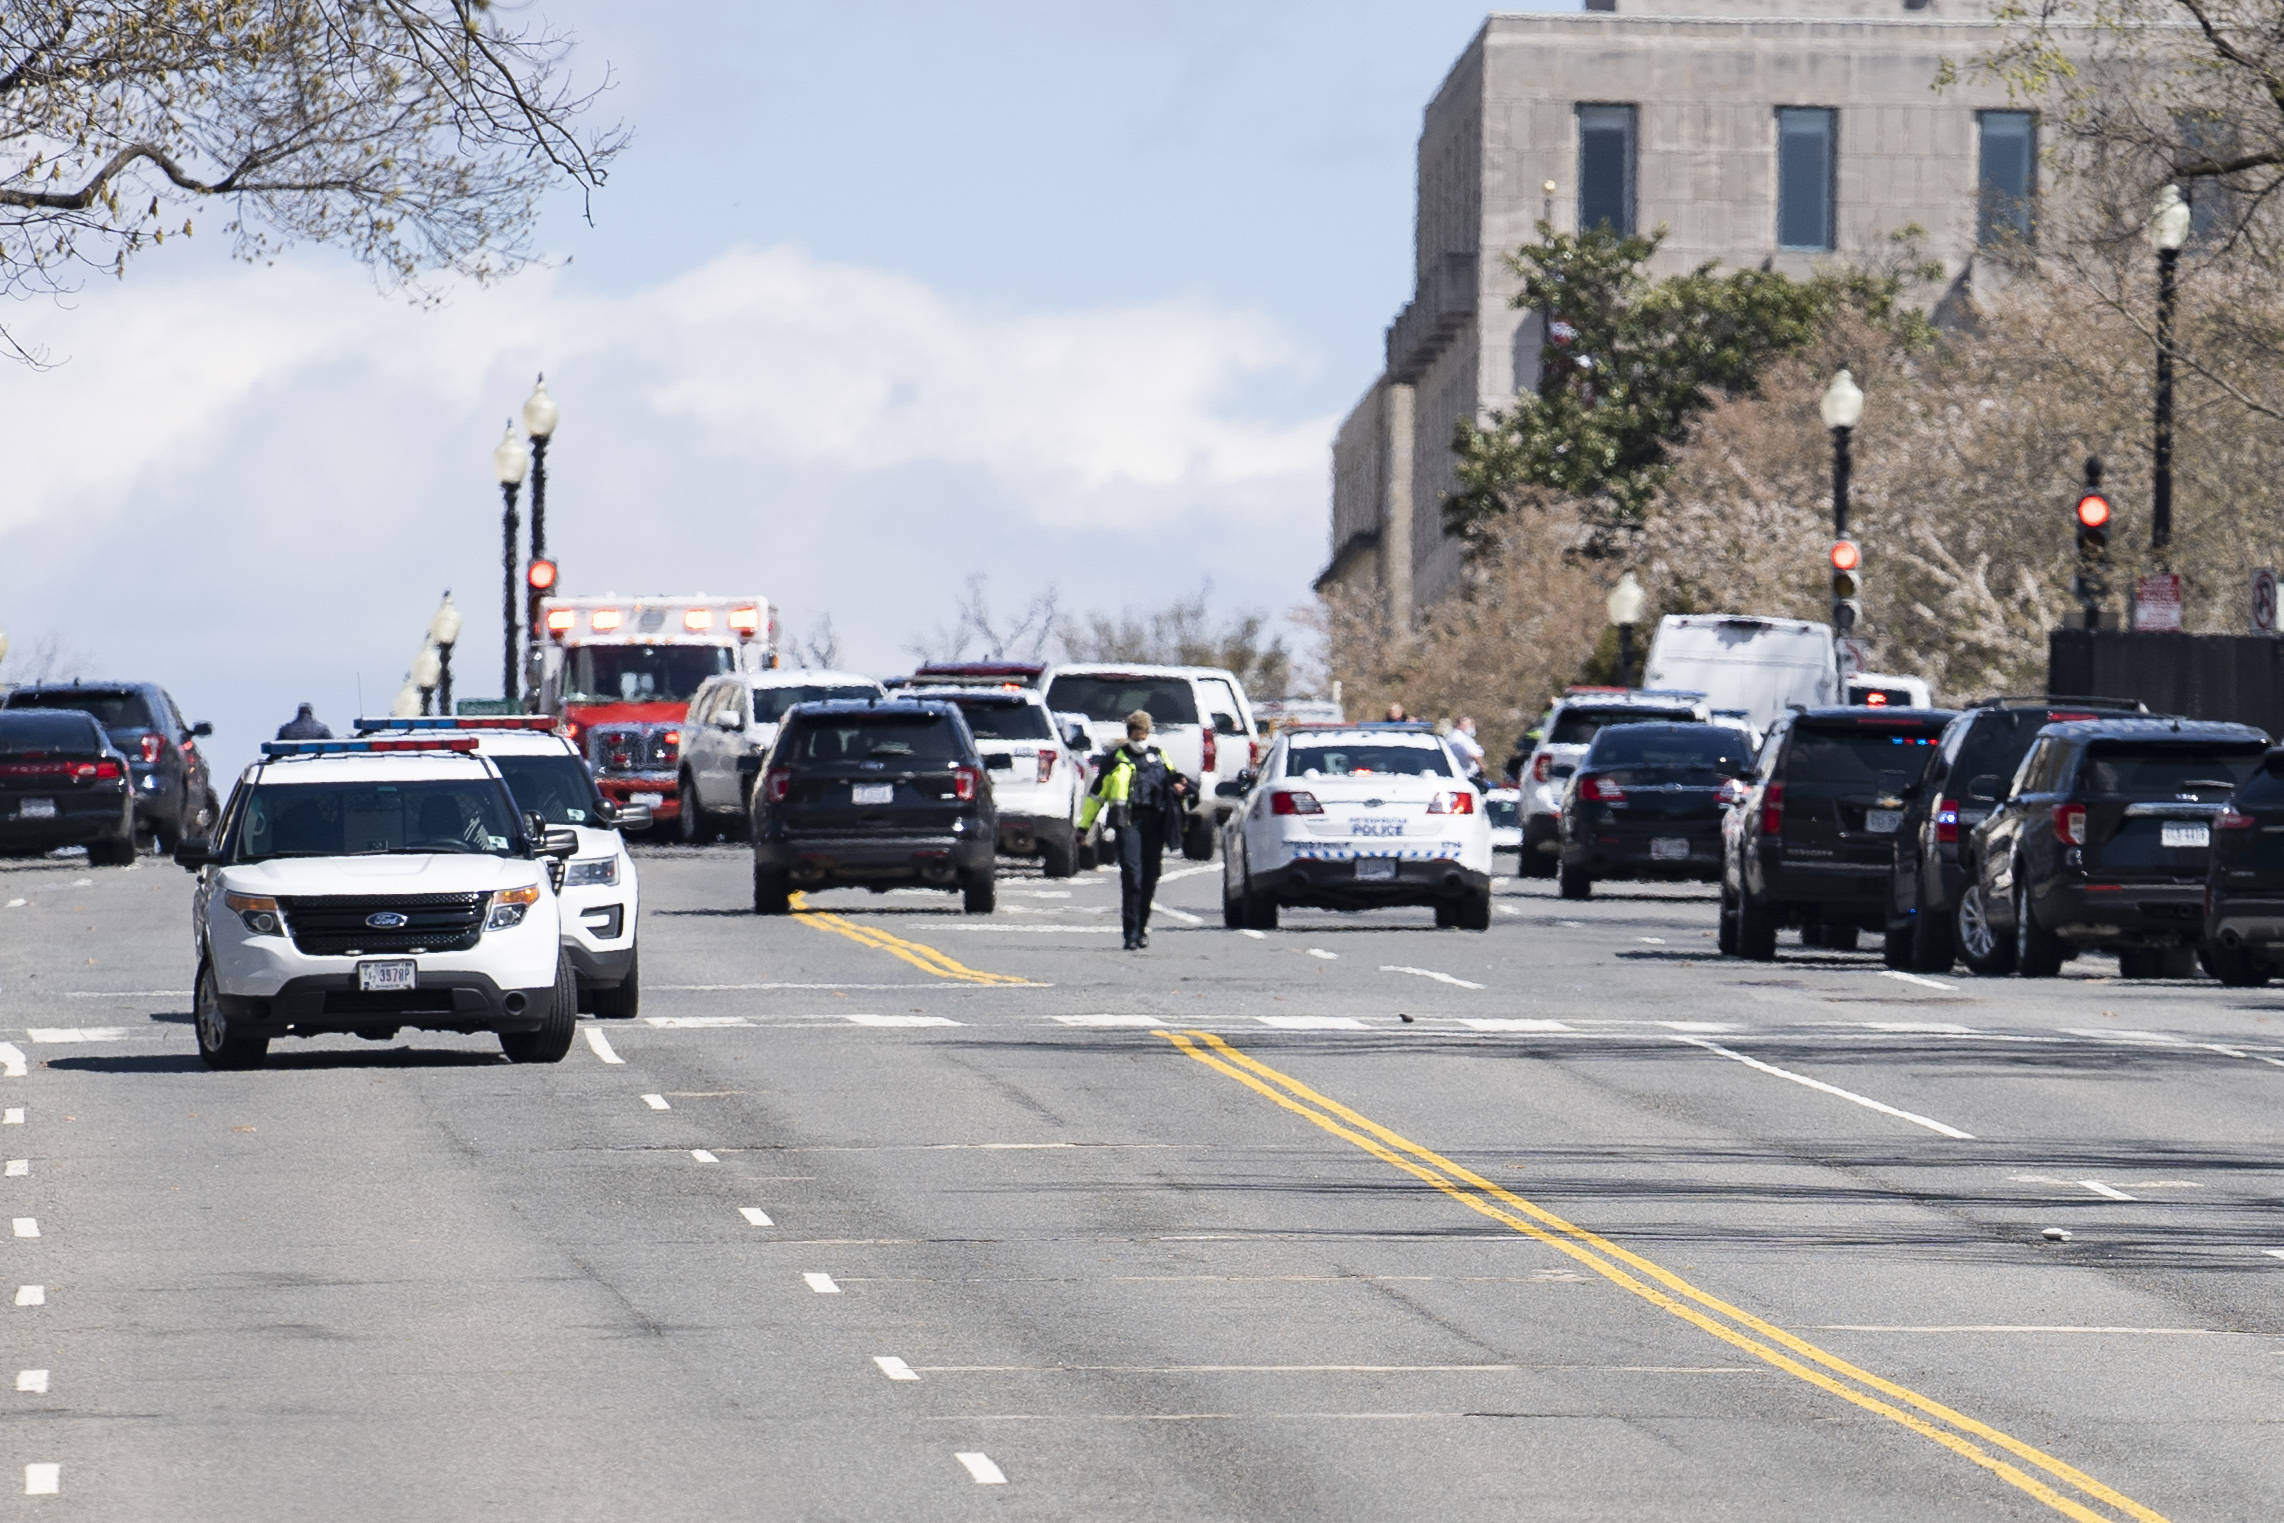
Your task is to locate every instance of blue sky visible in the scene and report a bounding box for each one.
[0,1,1537,774]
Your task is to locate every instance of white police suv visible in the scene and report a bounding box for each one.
[1220,724,1493,931]
[357,717,646,1017]
[175,735,582,1068]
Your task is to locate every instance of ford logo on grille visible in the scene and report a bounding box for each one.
[365,911,409,929]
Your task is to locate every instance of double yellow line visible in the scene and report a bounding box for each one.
[787,892,1030,985]
[1158,1029,2167,1523]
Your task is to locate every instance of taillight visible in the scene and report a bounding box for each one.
[63,760,122,782]
[1532,754,1552,783]
[763,766,791,804]
[1202,727,1217,774]
[2056,803,2087,845]
[1578,774,1624,804]
[1426,790,1475,815]
[1270,790,1324,816]
[93,759,122,781]
[2219,806,2256,831]
[138,733,164,764]
[1934,797,1958,844]
[952,765,980,801]
[1760,781,1786,835]
[1036,751,1056,784]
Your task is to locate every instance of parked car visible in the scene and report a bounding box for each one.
[749,698,998,914]
[2,680,215,849]
[1721,706,1954,959]
[1959,718,2266,978]
[2203,746,2284,986]
[1516,688,1708,878]
[0,709,136,865]
[1883,695,2148,972]
[901,684,1085,876]
[1040,663,1257,860]
[1641,614,1839,734]
[1556,722,1755,899]
[678,669,885,841]
[1485,785,1523,868]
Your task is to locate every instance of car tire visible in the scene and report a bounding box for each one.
[1076,837,1100,872]
[1457,887,1492,932]
[1241,882,1279,932]
[193,960,268,1070]
[752,862,791,915]
[2013,877,2064,978]
[1955,883,2016,976]
[1881,923,1913,969]
[1557,859,1591,901]
[588,950,641,1018]
[1736,887,1777,961]
[2116,947,2159,979]
[2201,940,2272,987]
[963,867,997,915]
[2156,944,2199,980]
[501,956,578,1064]
[1822,924,1860,953]
[86,822,137,868]
[1434,899,1458,928]
[1222,876,1244,929]
[678,774,711,846]
[1041,833,1077,880]
[1181,814,1214,863]
[1909,908,1956,973]
[1717,883,1741,956]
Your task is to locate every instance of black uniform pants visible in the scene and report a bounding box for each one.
[1118,809,1167,944]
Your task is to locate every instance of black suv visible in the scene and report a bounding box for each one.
[2,681,215,849]
[2204,747,2284,986]
[1721,706,1953,959]
[749,699,998,915]
[0,710,136,864]
[1883,696,2147,971]
[1962,719,2267,978]
[1557,722,1754,899]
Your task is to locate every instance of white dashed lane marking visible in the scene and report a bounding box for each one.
[14,1287,41,1307]
[1257,1016,1367,1031]
[845,1014,962,1027]
[640,1094,670,1110]
[24,1463,57,1495]
[805,1273,842,1294]
[1379,965,1485,990]
[4,1110,22,1126]
[955,1452,1007,1485]
[14,1370,44,1393]
[1462,1018,1572,1033]
[739,1207,773,1227]
[583,1027,624,1064]
[12,1220,37,1240]
[4,1162,25,1178]
[690,1150,718,1164]
[0,1047,26,1079]
[875,1356,920,1381]
[23,1029,122,1044]
[1674,1036,1975,1139]
[1304,948,1338,960]
[1880,970,1957,992]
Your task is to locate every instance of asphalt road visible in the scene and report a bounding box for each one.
[1,843,2280,1520]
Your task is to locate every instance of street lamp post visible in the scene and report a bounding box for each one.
[411,643,443,717]
[521,376,559,648]
[428,593,463,716]
[1605,571,1648,687]
[493,422,530,705]
[2149,184,2191,557]
[1820,368,1866,640]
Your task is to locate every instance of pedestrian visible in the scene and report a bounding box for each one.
[1447,715,1486,778]
[275,702,332,741]
[1385,701,1408,722]
[1078,710,1189,950]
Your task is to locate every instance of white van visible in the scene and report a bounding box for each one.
[1641,615,1839,734]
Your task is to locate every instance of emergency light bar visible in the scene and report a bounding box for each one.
[352,716,558,733]
[260,736,481,757]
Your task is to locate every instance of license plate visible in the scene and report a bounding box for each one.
[357,959,416,993]
[1650,836,1690,862]
[852,783,894,806]
[1354,858,1397,881]
[2162,822,2210,849]
[1865,808,1902,834]
[630,791,665,808]
[1353,817,1404,838]
[17,798,55,820]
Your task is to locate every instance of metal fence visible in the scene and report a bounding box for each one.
[2047,629,2284,739]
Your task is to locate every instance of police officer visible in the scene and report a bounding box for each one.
[275,702,332,741]
[1079,710,1189,950]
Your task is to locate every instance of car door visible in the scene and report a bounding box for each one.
[1976,739,2050,919]
[705,684,749,805]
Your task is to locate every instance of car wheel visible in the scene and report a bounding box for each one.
[86,822,137,868]
[678,774,710,845]
[1717,883,1740,956]
[588,949,641,1018]
[1735,887,1777,961]
[1881,923,1913,969]
[1040,832,1076,880]
[1458,886,1492,932]
[1434,899,1458,928]
[752,862,791,915]
[1181,814,1214,862]
[2201,940,2272,988]
[1909,908,1956,973]
[1222,877,1244,929]
[1822,924,1860,953]
[963,866,997,915]
[501,956,578,1064]
[193,960,268,1070]
[1557,858,1591,901]
[1241,881,1279,931]
[1954,883,2016,976]
[1076,837,1100,872]
[2014,877,2064,978]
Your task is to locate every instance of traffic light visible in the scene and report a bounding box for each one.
[2073,456,2109,629]
[1829,538,1862,633]
[526,557,558,593]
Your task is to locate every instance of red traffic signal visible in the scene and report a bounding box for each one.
[2075,493,2112,530]
[1829,539,1861,572]
[526,557,558,592]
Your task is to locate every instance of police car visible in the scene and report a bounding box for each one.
[1219,723,1493,930]
[173,735,582,1068]
[357,717,646,1017]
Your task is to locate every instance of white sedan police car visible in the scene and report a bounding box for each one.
[1219,724,1493,931]
[175,735,582,1068]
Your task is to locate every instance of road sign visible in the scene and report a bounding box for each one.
[2255,568,2278,635]
[454,698,519,716]
[2133,572,2183,632]
[1836,637,1866,679]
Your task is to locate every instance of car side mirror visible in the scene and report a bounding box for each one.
[612,803,652,832]
[172,837,214,871]
[1900,780,1924,801]
[713,710,741,731]
[189,721,214,739]
[541,825,580,859]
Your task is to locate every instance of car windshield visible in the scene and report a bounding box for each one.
[1287,744,1451,778]
[3,689,153,730]
[786,716,962,764]
[1786,725,1943,790]
[2081,743,2262,798]
[0,712,106,754]
[1045,676,1199,726]
[568,646,733,703]
[488,754,601,826]
[1548,708,1694,746]
[233,779,524,861]
[1485,796,1520,828]
[1587,725,1754,775]
[952,701,1052,741]
[753,685,879,723]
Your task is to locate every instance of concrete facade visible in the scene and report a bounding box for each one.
[1327,0,2024,616]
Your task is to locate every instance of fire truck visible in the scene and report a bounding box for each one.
[532,594,775,829]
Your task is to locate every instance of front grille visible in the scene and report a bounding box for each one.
[277,893,486,956]
[588,725,677,774]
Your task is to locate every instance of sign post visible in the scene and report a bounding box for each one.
[2254,568,2278,635]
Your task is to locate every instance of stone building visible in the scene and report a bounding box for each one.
[1322,0,2032,617]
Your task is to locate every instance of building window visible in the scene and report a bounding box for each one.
[1577,105,1637,237]
[1776,107,1836,252]
[1977,111,2036,247]
[2176,114,2238,245]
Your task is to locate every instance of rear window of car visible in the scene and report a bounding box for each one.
[1950,708,2112,788]
[1585,725,1753,774]
[1547,707,1696,746]
[1044,676,1199,727]
[752,685,879,724]
[951,700,1051,741]
[3,689,153,729]
[1287,743,1451,778]
[0,712,105,753]
[2235,758,2284,809]
[2079,742,2262,798]
[784,715,963,764]
[1784,723,1943,790]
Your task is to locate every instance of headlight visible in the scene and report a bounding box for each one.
[563,856,620,887]
[487,882,543,930]
[224,891,282,937]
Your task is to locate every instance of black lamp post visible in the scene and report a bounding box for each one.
[1820,368,1865,638]
[493,422,530,704]
[521,376,559,648]
[1605,572,1646,687]
[428,593,463,716]
[2149,184,2191,557]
